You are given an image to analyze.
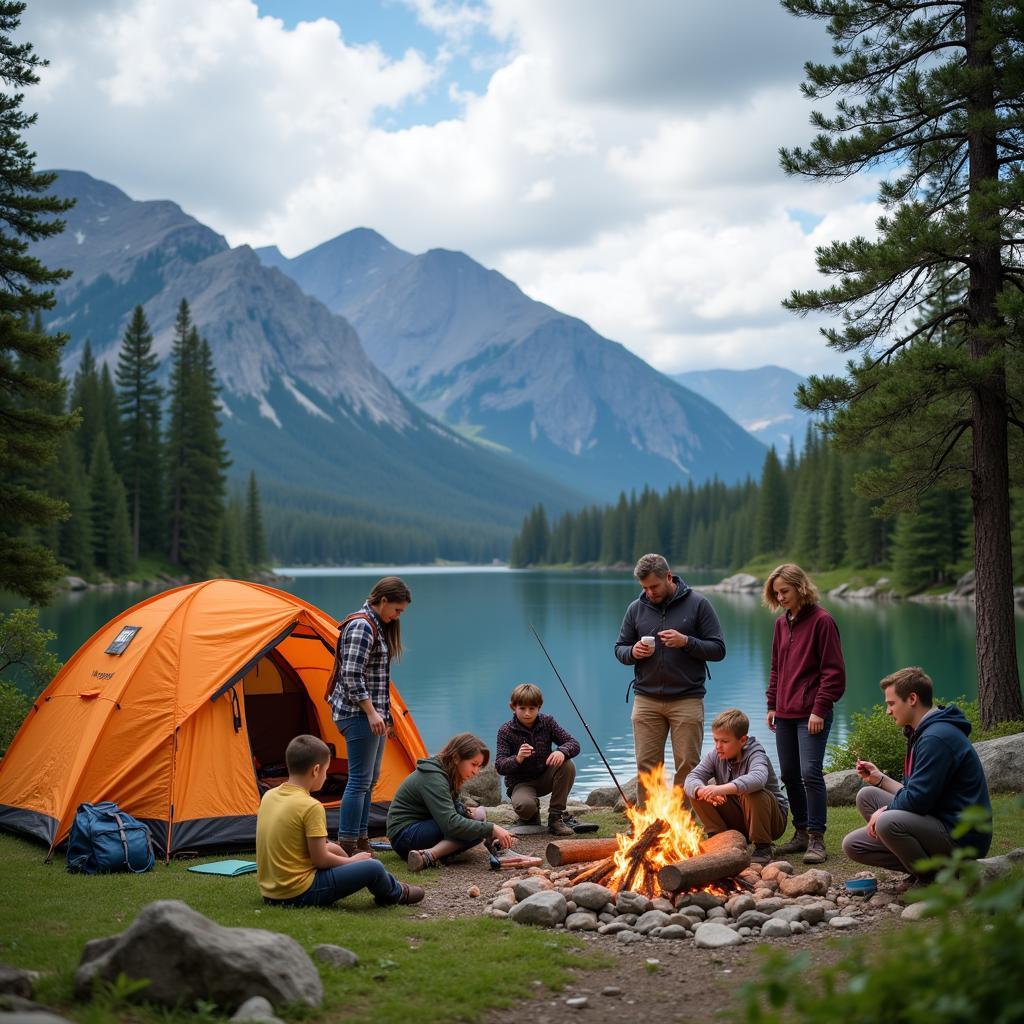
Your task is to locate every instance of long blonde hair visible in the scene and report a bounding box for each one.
[367,576,412,662]
[762,563,820,612]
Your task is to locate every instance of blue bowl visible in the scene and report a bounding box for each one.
[844,878,878,897]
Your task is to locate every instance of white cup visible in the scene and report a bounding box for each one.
[640,635,656,649]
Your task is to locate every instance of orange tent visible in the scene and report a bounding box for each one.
[0,580,427,856]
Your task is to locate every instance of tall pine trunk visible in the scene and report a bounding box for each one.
[966,0,1023,727]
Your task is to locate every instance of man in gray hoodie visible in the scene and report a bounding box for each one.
[684,707,789,864]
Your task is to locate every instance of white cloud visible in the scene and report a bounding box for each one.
[22,0,879,374]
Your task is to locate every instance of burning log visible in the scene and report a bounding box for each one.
[569,856,616,884]
[617,819,666,893]
[657,829,751,893]
[545,837,619,868]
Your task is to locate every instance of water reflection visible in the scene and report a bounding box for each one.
[7,568,1010,797]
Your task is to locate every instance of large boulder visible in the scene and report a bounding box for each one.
[975,847,1024,882]
[585,785,619,807]
[73,900,322,1010]
[826,769,863,806]
[975,733,1024,793]
[778,869,832,898]
[458,764,502,806]
[507,891,567,927]
[613,776,639,813]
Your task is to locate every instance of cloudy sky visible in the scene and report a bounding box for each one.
[23,0,883,375]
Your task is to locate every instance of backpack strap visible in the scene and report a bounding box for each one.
[324,612,380,702]
[111,811,154,874]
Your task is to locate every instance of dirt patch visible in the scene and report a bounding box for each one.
[391,828,905,1024]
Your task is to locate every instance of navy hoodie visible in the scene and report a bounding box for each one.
[888,704,992,855]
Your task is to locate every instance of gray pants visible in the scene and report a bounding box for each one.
[842,786,952,876]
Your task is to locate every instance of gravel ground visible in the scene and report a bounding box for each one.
[386,826,907,1024]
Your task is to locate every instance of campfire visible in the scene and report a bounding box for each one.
[546,767,752,898]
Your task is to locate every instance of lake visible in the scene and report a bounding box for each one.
[19,566,1016,798]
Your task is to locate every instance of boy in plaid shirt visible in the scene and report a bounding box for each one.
[494,684,580,835]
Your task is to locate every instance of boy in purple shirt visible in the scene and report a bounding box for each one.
[494,684,581,836]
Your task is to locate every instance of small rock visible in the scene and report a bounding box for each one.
[570,883,616,912]
[598,920,636,935]
[693,923,743,949]
[726,894,756,918]
[491,897,515,913]
[754,897,786,914]
[615,891,652,916]
[312,946,358,969]
[778,870,832,898]
[488,908,509,919]
[616,930,643,944]
[760,919,793,938]
[601,986,623,997]
[677,905,705,920]
[735,911,770,929]
[598,912,616,924]
[705,907,728,920]
[770,907,805,924]
[682,892,725,910]
[798,904,826,925]
[867,892,896,909]
[828,916,858,930]
[467,885,481,898]
[761,861,795,881]
[566,996,589,1009]
[657,925,691,941]
[651,898,675,913]
[565,901,578,914]
[514,877,552,901]
[565,912,599,932]
[230,996,276,1021]
[0,967,35,999]
[619,913,639,925]
[508,891,567,927]
[900,902,932,921]
[668,914,696,930]
[635,910,673,934]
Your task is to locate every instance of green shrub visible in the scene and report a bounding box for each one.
[827,697,1024,779]
[0,681,31,755]
[737,810,1024,1024]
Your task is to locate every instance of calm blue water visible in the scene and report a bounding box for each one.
[19,566,1006,798]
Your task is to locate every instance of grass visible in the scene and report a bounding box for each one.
[736,558,897,595]
[0,836,608,1024]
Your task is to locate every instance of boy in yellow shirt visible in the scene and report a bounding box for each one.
[256,734,423,907]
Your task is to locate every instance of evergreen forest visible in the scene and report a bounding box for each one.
[510,433,1024,594]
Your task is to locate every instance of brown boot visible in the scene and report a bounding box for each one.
[356,836,374,855]
[803,832,827,864]
[548,813,575,837]
[396,881,425,905]
[338,838,359,856]
[773,828,809,855]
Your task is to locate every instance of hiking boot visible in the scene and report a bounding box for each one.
[356,836,374,855]
[516,813,542,827]
[803,832,827,864]
[407,849,438,872]
[396,881,425,905]
[773,828,809,855]
[339,838,359,857]
[548,813,575,837]
[750,843,774,866]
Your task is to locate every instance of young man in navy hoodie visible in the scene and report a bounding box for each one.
[843,667,992,884]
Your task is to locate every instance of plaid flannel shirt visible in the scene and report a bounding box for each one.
[328,604,391,722]
[494,713,580,794]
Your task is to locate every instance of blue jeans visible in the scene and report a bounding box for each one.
[390,819,484,861]
[265,859,402,907]
[335,713,387,841]
[775,712,833,834]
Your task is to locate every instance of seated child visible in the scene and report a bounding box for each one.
[683,708,789,865]
[256,734,423,907]
[387,733,517,871]
[494,683,581,836]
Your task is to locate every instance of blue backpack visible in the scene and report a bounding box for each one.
[66,801,155,874]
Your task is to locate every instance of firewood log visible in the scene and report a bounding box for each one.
[656,829,751,893]
[545,837,619,867]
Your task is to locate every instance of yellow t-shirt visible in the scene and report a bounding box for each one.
[255,782,327,900]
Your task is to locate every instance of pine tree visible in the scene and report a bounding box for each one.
[817,447,847,569]
[70,341,102,465]
[106,474,134,577]
[781,0,1024,725]
[632,489,662,561]
[115,305,162,559]
[222,491,248,578]
[244,471,268,567]
[0,2,76,602]
[892,489,952,593]
[88,431,119,572]
[56,435,92,575]
[754,447,788,556]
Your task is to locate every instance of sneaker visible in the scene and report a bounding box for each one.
[396,881,425,905]
[803,832,827,864]
[750,843,773,865]
[548,813,575,837]
[773,828,809,855]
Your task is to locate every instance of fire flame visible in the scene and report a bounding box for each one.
[605,765,706,894]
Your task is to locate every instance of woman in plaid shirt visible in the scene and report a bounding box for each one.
[328,576,412,856]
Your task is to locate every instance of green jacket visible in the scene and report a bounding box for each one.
[386,757,495,844]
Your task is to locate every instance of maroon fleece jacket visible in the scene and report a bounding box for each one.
[766,603,846,719]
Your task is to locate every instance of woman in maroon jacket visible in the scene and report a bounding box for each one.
[763,564,846,864]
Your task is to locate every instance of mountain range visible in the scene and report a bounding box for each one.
[34,170,771,560]
[258,231,766,499]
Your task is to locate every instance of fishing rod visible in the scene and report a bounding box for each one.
[529,623,631,809]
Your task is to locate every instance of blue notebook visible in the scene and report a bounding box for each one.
[187,859,258,876]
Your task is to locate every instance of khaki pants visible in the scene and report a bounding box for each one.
[631,694,703,807]
[690,790,788,844]
[510,760,577,820]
